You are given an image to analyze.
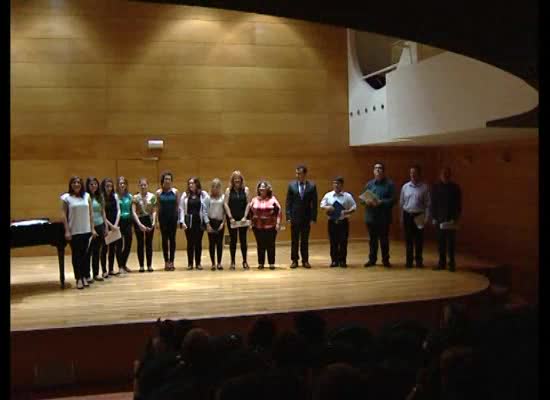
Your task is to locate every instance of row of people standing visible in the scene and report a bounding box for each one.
[361,162,461,271]
[171,171,283,271]
[60,163,461,290]
[61,176,149,289]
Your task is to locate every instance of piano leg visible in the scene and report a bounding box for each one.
[57,246,65,289]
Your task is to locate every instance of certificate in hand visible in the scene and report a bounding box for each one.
[105,227,122,245]
[440,221,459,230]
[414,213,425,229]
[230,219,251,229]
[359,190,379,203]
[329,201,344,221]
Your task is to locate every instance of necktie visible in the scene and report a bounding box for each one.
[300,183,304,199]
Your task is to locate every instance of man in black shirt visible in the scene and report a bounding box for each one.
[430,168,462,271]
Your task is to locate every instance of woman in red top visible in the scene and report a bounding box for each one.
[249,180,282,270]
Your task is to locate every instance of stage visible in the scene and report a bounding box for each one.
[11,240,491,332]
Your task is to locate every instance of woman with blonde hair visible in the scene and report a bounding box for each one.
[206,178,225,270]
[249,180,282,270]
[223,171,251,270]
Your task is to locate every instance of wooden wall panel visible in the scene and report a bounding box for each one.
[11,63,107,88]
[12,88,106,111]
[11,38,107,63]
[108,88,223,112]
[11,111,106,135]
[11,0,109,17]
[105,65,327,90]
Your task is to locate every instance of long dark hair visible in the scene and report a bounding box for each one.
[186,177,202,196]
[101,178,116,210]
[86,177,103,205]
[68,176,86,198]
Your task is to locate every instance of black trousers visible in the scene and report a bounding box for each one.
[436,225,456,268]
[228,223,248,263]
[70,232,91,281]
[160,220,177,262]
[208,219,225,265]
[135,215,154,268]
[253,228,277,265]
[328,219,349,263]
[119,218,133,267]
[367,222,390,263]
[101,233,121,273]
[403,211,424,265]
[185,219,204,266]
[89,224,106,278]
[290,221,311,262]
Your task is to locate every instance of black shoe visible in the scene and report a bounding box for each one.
[211,265,216,271]
[433,265,445,271]
[416,262,424,268]
[290,261,298,269]
[340,262,347,268]
[383,261,392,268]
[217,264,223,270]
[147,266,154,272]
[258,264,264,270]
[406,263,413,269]
[330,262,338,268]
[196,265,203,270]
[269,265,275,270]
[449,264,456,272]
[123,266,132,273]
[139,267,145,273]
[364,261,376,268]
[230,263,236,270]
[243,262,250,270]
[303,262,311,269]
[187,265,193,270]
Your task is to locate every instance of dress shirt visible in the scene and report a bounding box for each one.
[320,191,357,219]
[400,181,431,216]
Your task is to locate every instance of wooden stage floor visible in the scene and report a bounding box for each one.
[10,240,491,332]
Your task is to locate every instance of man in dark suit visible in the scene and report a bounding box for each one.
[286,165,318,268]
[431,167,462,271]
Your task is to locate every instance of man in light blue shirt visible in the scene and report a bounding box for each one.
[400,165,431,268]
[320,176,357,268]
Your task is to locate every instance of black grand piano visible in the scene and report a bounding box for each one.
[10,219,67,288]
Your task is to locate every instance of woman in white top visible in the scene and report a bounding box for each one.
[206,178,226,270]
[132,178,157,273]
[61,176,97,290]
[178,177,209,270]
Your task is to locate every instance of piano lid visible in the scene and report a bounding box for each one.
[10,218,50,227]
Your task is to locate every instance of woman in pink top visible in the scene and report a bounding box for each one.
[249,180,282,270]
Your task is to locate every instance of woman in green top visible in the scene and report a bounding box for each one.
[117,176,134,274]
[86,177,109,281]
[132,178,157,272]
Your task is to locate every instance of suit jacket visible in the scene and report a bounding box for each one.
[285,180,318,224]
[430,181,461,222]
